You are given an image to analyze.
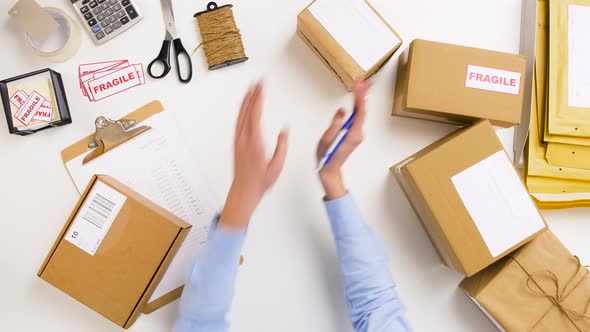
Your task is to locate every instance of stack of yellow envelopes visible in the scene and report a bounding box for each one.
[526,0,590,209]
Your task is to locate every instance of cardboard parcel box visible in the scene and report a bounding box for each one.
[461,230,590,332]
[392,121,547,276]
[38,175,191,328]
[393,39,526,127]
[297,0,402,91]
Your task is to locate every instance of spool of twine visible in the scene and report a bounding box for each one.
[194,2,248,70]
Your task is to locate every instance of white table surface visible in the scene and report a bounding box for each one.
[1,0,589,331]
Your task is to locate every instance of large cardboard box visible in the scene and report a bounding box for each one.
[38,175,191,328]
[297,0,402,91]
[461,230,590,332]
[392,121,547,276]
[392,39,527,127]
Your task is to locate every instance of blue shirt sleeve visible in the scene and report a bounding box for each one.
[173,216,246,332]
[324,194,413,332]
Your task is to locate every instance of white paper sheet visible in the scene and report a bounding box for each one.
[451,151,545,257]
[65,111,217,302]
[568,5,590,108]
[309,0,400,71]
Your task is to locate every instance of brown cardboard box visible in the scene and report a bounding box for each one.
[460,230,590,332]
[392,121,547,276]
[297,0,402,91]
[392,39,527,127]
[38,175,191,328]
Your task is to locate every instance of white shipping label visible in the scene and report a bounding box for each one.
[451,151,545,257]
[65,181,127,255]
[309,0,400,71]
[568,5,590,108]
[465,64,522,95]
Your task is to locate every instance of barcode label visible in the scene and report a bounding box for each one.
[65,181,127,255]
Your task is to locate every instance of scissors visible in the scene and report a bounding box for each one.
[147,0,193,83]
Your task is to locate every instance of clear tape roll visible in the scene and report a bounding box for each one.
[25,7,81,62]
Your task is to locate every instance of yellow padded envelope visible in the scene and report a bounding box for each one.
[546,0,590,138]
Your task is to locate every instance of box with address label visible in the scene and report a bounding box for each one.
[297,0,402,91]
[0,68,72,136]
[392,39,527,127]
[37,175,191,328]
[391,120,547,277]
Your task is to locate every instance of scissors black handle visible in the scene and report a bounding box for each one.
[147,39,172,79]
[172,38,193,83]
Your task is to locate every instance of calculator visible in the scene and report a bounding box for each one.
[70,0,143,45]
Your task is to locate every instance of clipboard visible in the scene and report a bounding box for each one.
[61,100,217,314]
[61,100,162,166]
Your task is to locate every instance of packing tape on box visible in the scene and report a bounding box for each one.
[9,1,81,62]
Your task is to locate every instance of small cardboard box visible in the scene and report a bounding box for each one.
[297,0,402,91]
[392,120,547,276]
[38,175,191,328]
[392,39,527,127]
[460,230,590,332]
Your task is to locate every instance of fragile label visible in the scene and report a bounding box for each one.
[11,90,53,122]
[14,91,45,125]
[465,65,521,95]
[87,65,141,101]
[65,181,127,256]
[33,107,53,122]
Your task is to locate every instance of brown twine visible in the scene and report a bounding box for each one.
[194,6,246,69]
[508,255,590,331]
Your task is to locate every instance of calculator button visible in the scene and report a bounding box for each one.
[108,15,117,23]
[100,20,110,28]
[100,2,109,10]
[82,0,91,4]
[87,18,97,27]
[80,6,89,14]
[91,24,101,33]
[112,21,122,30]
[121,0,131,6]
[97,0,106,3]
[105,26,114,35]
[109,0,117,4]
[89,1,98,9]
[95,31,105,40]
[112,3,122,12]
[92,6,102,14]
[116,10,125,18]
[125,5,138,19]
[120,16,129,25]
[97,13,106,21]
[104,8,113,16]
[84,12,93,20]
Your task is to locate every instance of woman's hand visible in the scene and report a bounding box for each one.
[317,78,371,200]
[220,82,289,230]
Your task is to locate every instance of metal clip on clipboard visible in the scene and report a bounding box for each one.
[83,116,151,165]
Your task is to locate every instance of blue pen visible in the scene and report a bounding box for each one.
[317,107,357,171]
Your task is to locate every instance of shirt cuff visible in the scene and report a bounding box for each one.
[205,216,247,266]
[324,193,365,239]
